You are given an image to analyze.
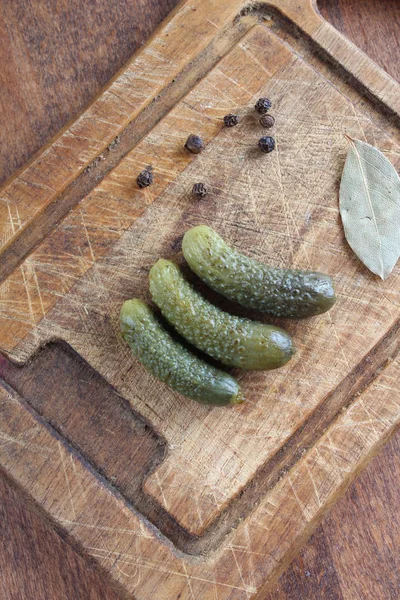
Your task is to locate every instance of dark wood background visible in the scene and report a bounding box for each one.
[0,0,399,598]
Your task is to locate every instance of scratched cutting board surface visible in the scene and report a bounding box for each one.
[1,1,400,599]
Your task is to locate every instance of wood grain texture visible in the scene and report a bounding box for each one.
[0,346,399,598]
[2,432,399,600]
[268,426,400,600]
[1,0,400,281]
[0,0,178,185]
[2,15,399,540]
[0,0,398,596]
[319,0,400,82]
[0,0,253,278]
[0,342,167,512]
[0,472,122,600]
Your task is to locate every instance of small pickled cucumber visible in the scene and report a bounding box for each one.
[149,260,294,371]
[120,299,243,406]
[182,225,336,318]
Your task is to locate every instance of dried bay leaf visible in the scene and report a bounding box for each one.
[339,137,400,279]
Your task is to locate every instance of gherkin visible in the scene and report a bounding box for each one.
[149,260,294,371]
[182,225,336,319]
[120,299,243,406]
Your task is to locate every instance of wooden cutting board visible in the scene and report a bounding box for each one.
[1,0,400,598]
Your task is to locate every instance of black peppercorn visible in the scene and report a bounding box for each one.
[192,183,208,198]
[223,113,239,127]
[185,134,204,154]
[259,114,275,128]
[258,136,275,153]
[255,97,272,114]
[137,166,153,188]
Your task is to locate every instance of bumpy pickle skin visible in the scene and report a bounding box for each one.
[149,260,294,371]
[120,299,243,406]
[182,225,336,318]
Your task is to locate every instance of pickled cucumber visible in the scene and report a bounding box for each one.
[182,225,336,318]
[120,299,243,406]
[149,260,294,370]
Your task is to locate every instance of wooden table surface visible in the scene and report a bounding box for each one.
[0,1,399,599]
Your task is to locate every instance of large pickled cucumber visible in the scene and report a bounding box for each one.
[182,225,336,318]
[120,299,243,406]
[149,260,294,371]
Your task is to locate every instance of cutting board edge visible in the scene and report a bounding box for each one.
[1,0,400,280]
[0,349,399,599]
